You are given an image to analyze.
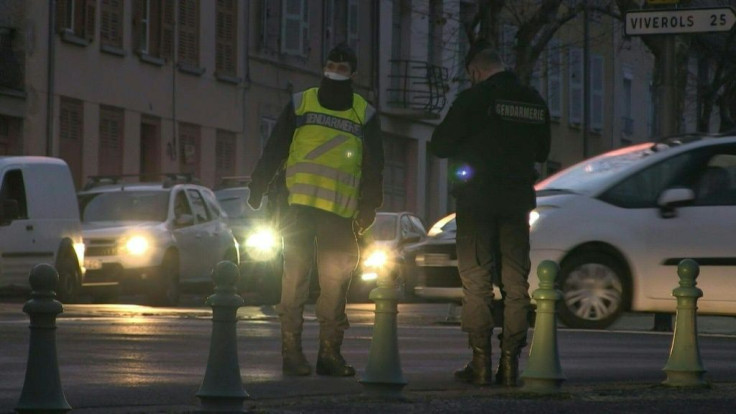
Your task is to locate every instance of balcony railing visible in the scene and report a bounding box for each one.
[621,116,634,135]
[386,59,448,118]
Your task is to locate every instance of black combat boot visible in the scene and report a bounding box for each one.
[454,332,493,386]
[315,332,355,377]
[282,331,311,376]
[495,350,520,387]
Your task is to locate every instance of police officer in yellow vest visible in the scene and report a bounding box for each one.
[248,43,384,377]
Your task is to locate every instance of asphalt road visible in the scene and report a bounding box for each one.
[1,298,735,413]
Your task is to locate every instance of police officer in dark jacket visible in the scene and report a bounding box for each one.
[248,43,384,378]
[429,43,550,387]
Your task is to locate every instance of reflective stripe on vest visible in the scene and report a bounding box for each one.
[286,87,370,218]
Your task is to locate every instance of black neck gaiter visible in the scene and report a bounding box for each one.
[318,77,353,111]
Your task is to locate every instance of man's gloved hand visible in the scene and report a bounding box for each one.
[247,186,264,210]
[354,209,376,236]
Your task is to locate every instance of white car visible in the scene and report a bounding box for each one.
[78,176,239,305]
[415,133,736,329]
[0,156,86,302]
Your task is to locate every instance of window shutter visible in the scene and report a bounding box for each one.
[85,0,96,42]
[216,0,237,76]
[546,38,561,118]
[98,106,124,176]
[179,123,201,177]
[132,0,144,53]
[261,0,281,52]
[161,0,175,59]
[101,0,123,48]
[215,130,236,181]
[590,54,604,131]
[56,0,70,33]
[178,0,200,65]
[568,47,583,125]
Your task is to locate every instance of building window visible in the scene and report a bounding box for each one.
[568,47,583,125]
[501,24,517,69]
[56,0,96,42]
[178,122,201,177]
[383,136,408,211]
[0,115,22,155]
[281,0,308,56]
[215,130,236,183]
[590,53,604,131]
[546,38,561,119]
[323,0,358,59]
[133,0,175,59]
[100,0,123,49]
[178,0,200,67]
[346,0,359,52]
[59,97,84,186]
[622,74,633,136]
[140,116,161,179]
[215,0,238,77]
[98,106,124,176]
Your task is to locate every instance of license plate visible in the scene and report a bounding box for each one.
[84,258,103,270]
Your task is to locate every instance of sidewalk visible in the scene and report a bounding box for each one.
[2,302,735,413]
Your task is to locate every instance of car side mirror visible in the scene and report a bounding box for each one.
[0,199,20,223]
[657,188,695,218]
[175,213,195,227]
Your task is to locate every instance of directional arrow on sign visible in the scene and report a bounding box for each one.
[625,7,736,36]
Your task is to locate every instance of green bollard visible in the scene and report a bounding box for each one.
[16,263,72,413]
[520,260,566,393]
[359,273,407,398]
[662,258,707,387]
[196,261,250,412]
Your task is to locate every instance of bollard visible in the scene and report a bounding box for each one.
[16,263,72,414]
[196,261,250,413]
[359,272,407,398]
[520,260,566,393]
[662,258,707,387]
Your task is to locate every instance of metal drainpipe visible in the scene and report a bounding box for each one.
[46,0,56,156]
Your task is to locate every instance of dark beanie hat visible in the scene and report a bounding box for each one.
[327,42,357,73]
[464,39,493,69]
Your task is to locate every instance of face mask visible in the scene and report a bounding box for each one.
[324,71,351,81]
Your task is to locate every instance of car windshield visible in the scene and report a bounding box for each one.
[428,213,456,237]
[215,188,268,219]
[78,191,169,222]
[535,142,658,195]
[371,214,397,240]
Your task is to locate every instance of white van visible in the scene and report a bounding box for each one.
[0,156,86,302]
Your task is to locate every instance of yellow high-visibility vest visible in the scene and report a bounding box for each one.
[285,88,374,218]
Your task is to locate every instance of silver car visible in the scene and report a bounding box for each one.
[78,176,239,305]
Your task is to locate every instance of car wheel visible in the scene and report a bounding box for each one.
[56,252,80,303]
[148,253,180,306]
[557,252,628,329]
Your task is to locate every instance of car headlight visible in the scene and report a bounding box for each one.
[125,235,150,256]
[364,249,389,268]
[529,210,541,228]
[245,226,280,261]
[529,206,557,231]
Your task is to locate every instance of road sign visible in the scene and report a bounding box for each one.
[625,7,736,35]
